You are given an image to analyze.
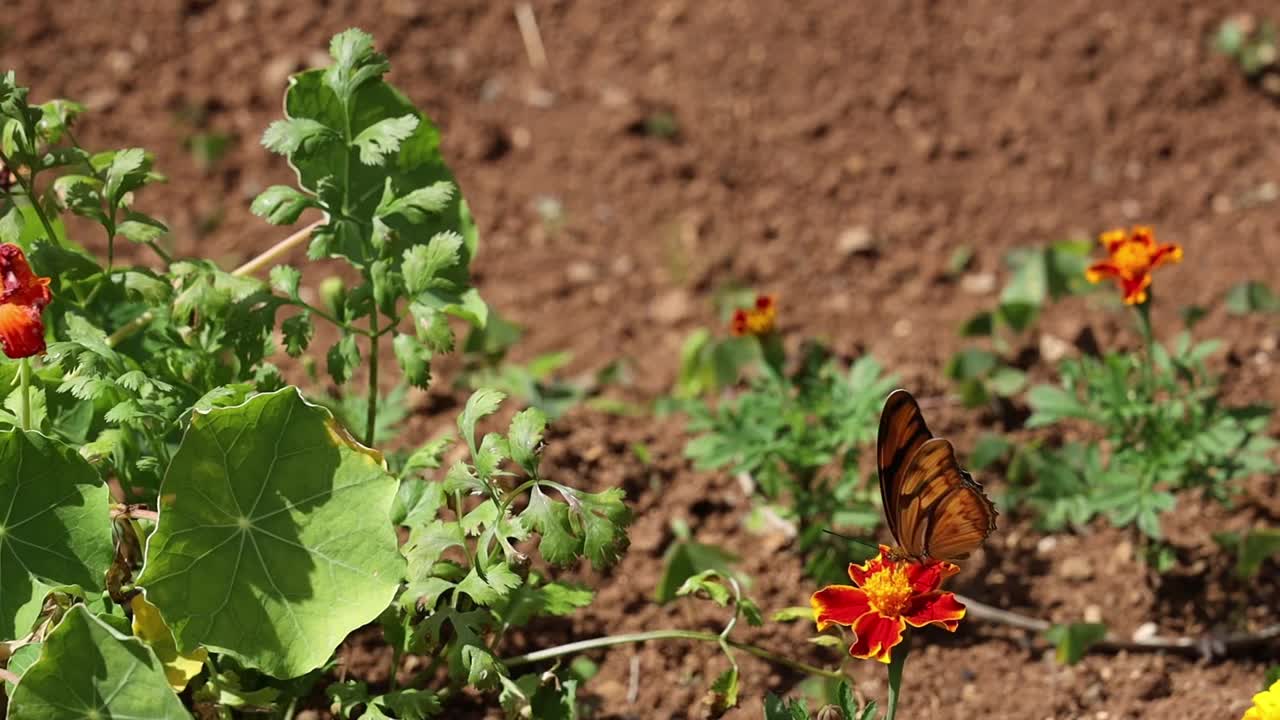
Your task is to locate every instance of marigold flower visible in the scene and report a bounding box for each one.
[811,545,966,664]
[1084,226,1182,305]
[730,294,777,336]
[0,243,53,359]
[1243,678,1280,720]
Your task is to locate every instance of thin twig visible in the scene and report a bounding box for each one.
[958,593,1280,657]
[514,3,548,71]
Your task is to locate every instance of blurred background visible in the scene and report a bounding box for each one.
[3,1,1279,717]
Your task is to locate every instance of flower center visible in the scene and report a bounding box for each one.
[1112,242,1152,277]
[861,563,913,617]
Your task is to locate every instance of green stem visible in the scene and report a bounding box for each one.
[1135,296,1155,396]
[502,629,845,680]
[17,358,31,431]
[885,632,911,720]
[365,310,380,447]
[282,697,298,720]
[0,149,64,250]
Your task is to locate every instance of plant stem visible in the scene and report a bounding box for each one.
[1135,296,1155,396]
[17,359,31,431]
[0,150,64,250]
[885,632,911,720]
[365,307,380,448]
[502,629,845,680]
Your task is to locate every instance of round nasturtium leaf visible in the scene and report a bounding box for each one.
[137,387,403,678]
[7,605,187,719]
[0,430,113,640]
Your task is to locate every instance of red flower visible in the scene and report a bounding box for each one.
[1084,226,1182,305]
[0,244,53,359]
[811,545,966,664]
[730,294,777,337]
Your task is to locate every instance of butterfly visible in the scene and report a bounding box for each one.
[876,389,997,563]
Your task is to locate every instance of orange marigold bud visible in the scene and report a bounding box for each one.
[0,243,53,359]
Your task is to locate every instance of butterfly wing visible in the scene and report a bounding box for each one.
[877,389,935,546]
[893,437,998,561]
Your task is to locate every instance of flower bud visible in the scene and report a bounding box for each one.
[319,276,346,320]
[816,705,845,720]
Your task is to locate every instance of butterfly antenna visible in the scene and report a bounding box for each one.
[821,529,879,552]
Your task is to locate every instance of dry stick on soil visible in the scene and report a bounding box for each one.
[957,593,1280,657]
[104,219,325,348]
[514,2,548,72]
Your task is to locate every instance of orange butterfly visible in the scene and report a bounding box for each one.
[877,389,997,563]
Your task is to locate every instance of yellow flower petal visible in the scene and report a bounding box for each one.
[130,594,208,692]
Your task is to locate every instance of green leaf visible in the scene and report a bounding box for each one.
[282,313,314,357]
[401,230,462,294]
[354,115,420,165]
[495,576,594,627]
[988,366,1027,397]
[969,433,1012,471]
[136,387,404,678]
[252,185,317,225]
[104,148,150,207]
[324,28,390,102]
[508,408,547,476]
[708,667,740,713]
[458,388,505,456]
[374,689,441,719]
[1225,281,1280,315]
[764,693,810,720]
[270,265,303,299]
[0,431,113,639]
[945,348,997,381]
[1233,529,1280,579]
[1025,384,1093,428]
[655,539,737,604]
[675,569,733,607]
[393,334,432,389]
[1045,622,1107,665]
[327,334,361,385]
[261,118,338,156]
[378,184,456,225]
[455,564,521,606]
[959,311,994,337]
[8,606,188,719]
[115,212,168,244]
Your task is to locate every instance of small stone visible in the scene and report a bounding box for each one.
[1084,604,1103,623]
[651,289,690,323]
[961,272,996,295]
[1261,335,1277,352]
[1058,555,1093,581]
[600,85,631,108]
[1121,199,1141,218]
[1211,194,1233,214]
[1036,536,1058,555]
[1134,669,1173,700]
[1040,333,1071,363]
[567,261,597,284]
[961,683,979,701]
[837,226,875,255]
[1112,540,1134,564]
[892,319,912,337]
[525,85,556,108]
[1132,622,1159,643]
[511,127,532,149]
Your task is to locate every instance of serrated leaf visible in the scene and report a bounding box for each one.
[575,488,632,569]
[676,569,733,607]
[401,230,462,295]
[508,408,546,476]
[104,148,149,207]
[393,333,432,389]
[402,436,453,475]
[354,115,419,165]
[375,689,441,719]
[496,576,594,627]
[655,540,737,604]
[136,388,403,678]
[327,334,361,385]
[8,606,188,719]
[771,606,813,623]
[325,28,390,101]
[0,431,113,639]
[269,265,303,299]
[129,594,208,692]
[455,564,521,606]
[252,185,316,225]
[458,389,505,455]
[261,118,338,156]
[522,486,578,566]
[116,213,168,244]
[379,184,456,225]
[278,313,313,358]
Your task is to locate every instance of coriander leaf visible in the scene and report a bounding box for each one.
[261,118,338,156]
[401,230,463,295]
[252,185,317,225]
[354,115,420,165]
[458,389,505,456]
[393,333,432,389]
[377,183,456,224]
[508,408,546,476]
[282,313,315,357]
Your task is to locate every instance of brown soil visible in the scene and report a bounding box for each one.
[4,1,1280,719]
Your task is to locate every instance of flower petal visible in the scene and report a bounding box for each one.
[1121,273,1152,305]
[1085,261,1122,284]
[903,591,966,631]
[1149,243,1182,268]
[0,302,46,359]
[1099,230,1128,253]
[847,546,893,586]
[811,585,872,631]
[848,611,906,664]
[904,559,959,594]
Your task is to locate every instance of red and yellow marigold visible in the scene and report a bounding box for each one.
[811,545,966,663]
[730,294,777,337]
[1084,226,1182,305]
[0,243,53,359]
